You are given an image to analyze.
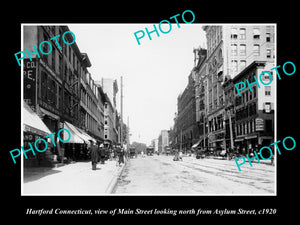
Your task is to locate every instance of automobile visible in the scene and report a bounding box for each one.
[165,147,171,155]
[146,147,154,156]
[129,147,137,158]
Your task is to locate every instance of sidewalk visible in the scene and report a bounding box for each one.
[23,159,126,195]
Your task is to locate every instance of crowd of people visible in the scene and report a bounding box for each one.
[88,140,126,170]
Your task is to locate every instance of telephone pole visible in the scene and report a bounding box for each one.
[127,116,130,149]
[120,76,124,149]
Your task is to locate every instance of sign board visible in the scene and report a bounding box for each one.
[24,58,37,111]
[255,118,264,131]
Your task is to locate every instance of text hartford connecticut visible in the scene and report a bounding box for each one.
[20,22,279,195]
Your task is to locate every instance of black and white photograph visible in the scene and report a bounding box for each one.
[21,24,276,196]
[3,4,298,220]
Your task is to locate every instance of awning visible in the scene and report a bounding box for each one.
[245,135,258,140]
[63,122,85,144]
[234,137,245,142]
[77,127,97,143]
[23,101,51,136]
[192,138,203,148]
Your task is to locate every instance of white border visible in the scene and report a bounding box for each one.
[20,23,277,196]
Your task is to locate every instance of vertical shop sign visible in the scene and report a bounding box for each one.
[255,118,264,131]
[24,58,37,110]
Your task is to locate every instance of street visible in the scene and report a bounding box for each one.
[22,154,275,195]
[114,155,275,195]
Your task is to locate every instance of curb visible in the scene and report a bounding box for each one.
[105,160,128,194]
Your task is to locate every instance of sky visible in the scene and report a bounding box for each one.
[68,24,206,145]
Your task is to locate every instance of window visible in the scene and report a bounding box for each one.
[240,60,246,70]
[253,44,260,56]
[58,86,62,110]
[265,86,271,95]
[42,34,48,63]
[253,28,260,39]
[231,60,238,72]
[231,44,237,56]
[261,71,272,83]
[231,28,238,39]
[264,102,271,113]
[239,28,246,40]
[240,44,246,56]
[52,48,55,71]
[59,55,62,75]
[41,71,48,101]
[266,33,271,42]
[266,48,271,58]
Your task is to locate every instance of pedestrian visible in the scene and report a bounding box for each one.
[88,140,99,170]
[99,143,106,164]
[179,151,183,161]
[118,147,125,166]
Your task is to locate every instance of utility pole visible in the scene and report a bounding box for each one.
[203,116,206,148]
[120,76,123,149]
[127,116,130,150]
[228,109,234,149]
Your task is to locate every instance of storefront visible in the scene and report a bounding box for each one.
[23,102,53,167]
[63,122,96,161]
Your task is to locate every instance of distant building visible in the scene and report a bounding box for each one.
[151,138,159,153]
[173,55,199,153]
[95,78,119,146]
[158,130,169,153]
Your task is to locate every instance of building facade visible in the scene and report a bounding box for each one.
[232,61,275,155]
[202,25,275,151]
[158,130,169,153]
[23,25,108,166]
[95,78,119,146]
[173,68,199,152]
[194,48,208,148]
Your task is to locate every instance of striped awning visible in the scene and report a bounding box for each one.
[23,101,51,136]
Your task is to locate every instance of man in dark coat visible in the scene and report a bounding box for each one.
[118,147,125,166]
[99,144,106,164]
[89,140,99,170]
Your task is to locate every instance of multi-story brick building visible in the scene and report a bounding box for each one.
[23,25,107,166]
[232,61,275,155]
[173,70,199,153]
[202,25,275,152]
[95,78,119,146]
[194,48,208,148]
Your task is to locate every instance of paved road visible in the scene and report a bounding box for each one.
[114,155,275,195]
